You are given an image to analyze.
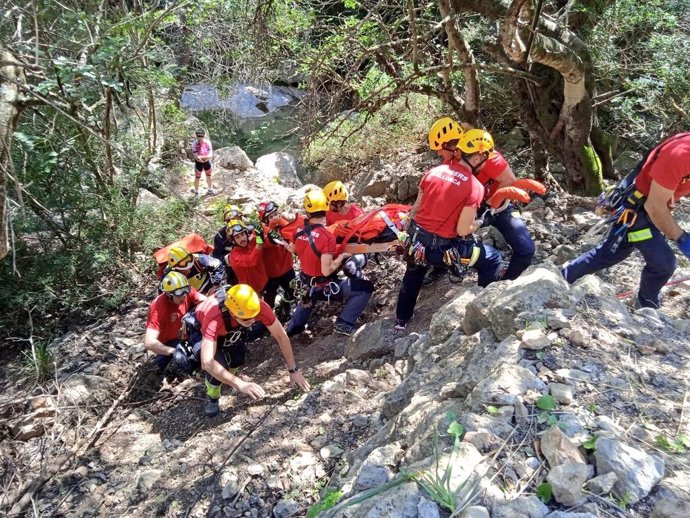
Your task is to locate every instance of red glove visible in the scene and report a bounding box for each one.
[488,186,531,209]
[512,178,547,195]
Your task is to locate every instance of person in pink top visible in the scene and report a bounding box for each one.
[323,181,364,225]
[191,129,216,196]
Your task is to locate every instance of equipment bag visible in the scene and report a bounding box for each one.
[153,233,214,279]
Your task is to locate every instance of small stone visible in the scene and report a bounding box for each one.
[520,329,552,350]
[460,505,490,518]
[247,464,265,476]
[540,426,586,468]
[272,499,299,518]
[550,383,574,405]
[569,330,589,348]
[137,469,162,494]
[547,462,591,506]
[464,431,500,452]
[222,480,240,500]
[547,313,571,330]
[320,444,344,460]
[587,472,617,495]
[355,464,392,490]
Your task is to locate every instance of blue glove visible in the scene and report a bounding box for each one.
[678,232,690,259]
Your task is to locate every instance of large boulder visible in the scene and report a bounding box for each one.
[137,188,165,208]
[455,332,520,397]
[487,264,571,339]
[463,283,505,335]
[255,152,303,188]
[570,275,631,326]
[345,320,391,360]
[466,364,547,410]
[430,287,482,344]
[594,438,665,504]
[327,480,422,517]
[214,145,253,171]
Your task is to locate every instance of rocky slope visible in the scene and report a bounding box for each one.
[1,152,689,518]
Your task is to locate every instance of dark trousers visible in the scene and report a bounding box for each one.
[189,323,266,388]
[395,239,502,322]
[490,206,536,280]
[153,339,183,370]
[286,277,374,336]
[561,210,676,308]
[264,269,296,308]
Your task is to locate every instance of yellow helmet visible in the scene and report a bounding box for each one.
[168,246,194,271]
[303,189,329,214]
[225,284,261,319]
[458,129,495,157]
[222,204,242,222]
[160,271,190,296]
[428,117,463,151]
[226,219,250,236]
[324,181,349,203]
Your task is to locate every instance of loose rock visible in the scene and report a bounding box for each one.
[540,426,586,468]
[586,472,617,495]
[546,462,591,506]
[549,383,574,405]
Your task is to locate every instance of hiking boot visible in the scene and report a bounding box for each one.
[190,188,199,197]
[394,319,408,332]
[204,397,220,417]
[207,187,217,196]
[333,321,357,336]
[423,267,445,286]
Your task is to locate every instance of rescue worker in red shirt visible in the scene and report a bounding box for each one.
[563,133,690,308]
[212,204,244,285]
[395,130,503,331]
[286,189,375,337]
[225,220,269,295]
[190,284,310,416]
[324,181,364,225]
[165,246,225,295]
[258,201,296,319]
[144,272,206,371]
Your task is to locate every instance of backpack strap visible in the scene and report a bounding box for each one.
[295,223,324,258]
[215,289,237,334]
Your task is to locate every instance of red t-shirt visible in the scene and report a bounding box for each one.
[195,297,276,341]
[414,162,485,239]
[634,133,690,202]
[261,225,294,278]
[474,151,509,201]
[326,203,364,225]
[146,288,204,343]
[294,224,337,277]
[229,240,268,293]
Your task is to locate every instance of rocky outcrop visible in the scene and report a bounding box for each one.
[255,152,303,188]
[214,145,254,171]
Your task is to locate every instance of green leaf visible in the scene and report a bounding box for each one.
[537,411,549,424]
[486,405,499,415]
[343,0,359,9]
[446,411,457,422]
[536,482,553,503]
[547,414,558,426]
[447,421,464,439]
[582,437,597,450]
[536,395,557,411]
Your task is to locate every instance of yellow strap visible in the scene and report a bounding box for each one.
[627,228,652,242]
[467,245,481,267]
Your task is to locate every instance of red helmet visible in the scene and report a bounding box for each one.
[258,201,279,223]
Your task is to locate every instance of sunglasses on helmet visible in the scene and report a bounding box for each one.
[228,223,247,235]
[169,286,191,297]
[174,254,193,270]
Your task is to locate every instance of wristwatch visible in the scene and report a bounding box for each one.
[288,366,300,374]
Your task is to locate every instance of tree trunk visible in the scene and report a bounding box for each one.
[0,46,23,261]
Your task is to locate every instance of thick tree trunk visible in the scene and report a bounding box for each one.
[0,46,23,261]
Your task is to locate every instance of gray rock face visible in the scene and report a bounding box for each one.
[594,438,665,503]
[430,287,482,344]
[456,333,520,397]
[345,320,390,360]
[614,149,642,175]
[417,496,441,518]
[255,152,302,188]
[138,188,165,208]
[214,145,254,171]
[487,265,571,339]
[61,374,111,405]
[354,463,392,491]
[463,283,505,335]
[492,496,549,518]
[466,364,547,410]
[570,275,631,326]
[137,469,162,494]
[273,499,300,518]
[546,462,591,506]
[540,426,586,468]
[545,512,598,518]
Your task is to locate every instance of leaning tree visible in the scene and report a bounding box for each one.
[299,0,616,194]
